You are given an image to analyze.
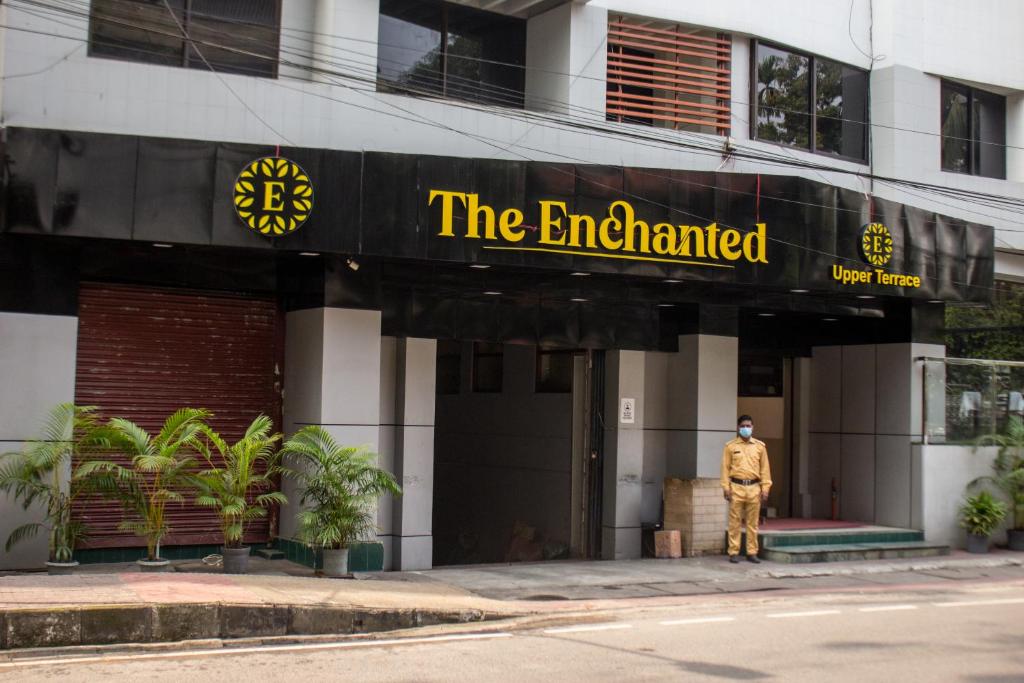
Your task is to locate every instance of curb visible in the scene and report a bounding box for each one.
[0,603,504,650]
[759,555,1024,579]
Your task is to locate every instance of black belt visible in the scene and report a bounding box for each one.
[730,477,760,486]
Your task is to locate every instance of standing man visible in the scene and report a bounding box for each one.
[721,415,772,563]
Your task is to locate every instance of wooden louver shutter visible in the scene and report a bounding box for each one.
[607,16,732,134]
[73,283,281,548]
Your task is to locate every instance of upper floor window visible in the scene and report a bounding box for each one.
[941,80,1006,179]
[606,16,731,135]
[377,0,526,108]
[753,41,868,162]
[88,0,280,78]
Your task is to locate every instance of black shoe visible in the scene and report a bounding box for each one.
[729,555,739,564]
[747,555,761,564]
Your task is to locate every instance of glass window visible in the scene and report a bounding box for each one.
[753,41,868,162]
[377,1,444,96]
[755,43,810,150]
[436,340,462,395]
[739,356,783,397]
[941,81,970,173]
[815,59,868,159]
[89,0,280,78]
[377,0,525,108]
[536,350,575,393]
[472,342,503,393]
[941,80,1006,179]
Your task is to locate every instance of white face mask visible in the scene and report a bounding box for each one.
[739,426,753,438]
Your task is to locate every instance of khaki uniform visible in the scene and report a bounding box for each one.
[720,437,772,557]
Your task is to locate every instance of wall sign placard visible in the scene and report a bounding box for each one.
[831,222,921,290]
[234,157,314,236]
[428,190,768,270]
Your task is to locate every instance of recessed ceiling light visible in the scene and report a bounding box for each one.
[483,291,502,296]
[758,312,776,317]
[790,289,810,294]
[298,251,320,257]
[657,303,674,308]
[570,271,590,277]
[152,243,173,248]
[470,264,490,269]
[663,279,682,284]
[823,317,838,322]
[856,295,875,300]
[570,297,588,302]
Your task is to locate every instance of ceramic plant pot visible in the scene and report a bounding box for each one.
[221,546,251,574]
[965,533,989,554]
[45,560,79,575]
[322,547,349,578]
[137,558,172,572]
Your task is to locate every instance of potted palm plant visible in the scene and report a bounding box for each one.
[281,426,400,577]
[973,416,1024,550]
[85,408,209,571]
[959,491,1008,554]
[195,415,287,574]
[0,404,106,574]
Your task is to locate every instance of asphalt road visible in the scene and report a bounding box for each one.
[5,578,1023,682]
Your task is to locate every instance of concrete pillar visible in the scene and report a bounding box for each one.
[525,2,606,117]
[303,0,380,84]
[0,312,78,569]
[1007,93,1024,184]
[661,335,740,480]
[390,338,436,571]
[280,307,383,540]
[601,350,645,560]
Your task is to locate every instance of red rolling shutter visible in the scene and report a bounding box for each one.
[73,283,282,548]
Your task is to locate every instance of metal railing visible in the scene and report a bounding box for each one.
[918,356,1024,444]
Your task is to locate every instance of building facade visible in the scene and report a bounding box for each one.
[0,0,1021,570]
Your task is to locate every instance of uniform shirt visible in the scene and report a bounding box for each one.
[720,436,772,495]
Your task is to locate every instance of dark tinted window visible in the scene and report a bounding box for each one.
[754,41,868,162]
[815,59,868,159]
[755,43,810,149]
[941,81,970,173]
[941,80,1006,179]
[377,2,444,96]
[89,0,279,78]
[436,340,462,395]
[378,0,525,108]
[536,350,574,393]
[472,342,503,393]
[973,88,1007,179]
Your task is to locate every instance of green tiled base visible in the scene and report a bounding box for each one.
[275,537,384,572]
[76,545,222,564]
[761,541,951,564]
[761,529,924,549]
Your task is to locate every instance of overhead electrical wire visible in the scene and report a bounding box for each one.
[3,0,1024,258]
[7,0,1024,223]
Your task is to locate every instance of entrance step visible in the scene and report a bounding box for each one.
[760,540,951,564]
[759,526,925,550]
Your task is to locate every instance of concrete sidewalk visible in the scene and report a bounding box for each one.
[403,550,1024,601]
[0,551,1021,650]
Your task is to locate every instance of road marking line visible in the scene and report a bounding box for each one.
[660,616,736,626]
[858,605,918,612]
[543,623,633,634]
[932,598,1024,608]
[0,632,514,669]
[766,610,841,619]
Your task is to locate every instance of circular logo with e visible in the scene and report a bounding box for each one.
[860,222,893,267]
[234,157,314,236]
